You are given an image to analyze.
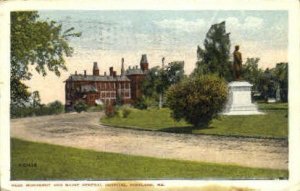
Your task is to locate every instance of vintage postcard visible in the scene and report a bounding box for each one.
[1,0,299,190]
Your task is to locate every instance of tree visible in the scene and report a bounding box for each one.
[10,79,31,107]
[141,61,185,108]
[31,91,41,108]
[166,74,228,127]
[141,66,161,99]
[193,21,232,81]
[162,61,185,87]
[241,59,288,102]
[273,62,288,102]
[158,61,185,108]
[11,11,81,107]
[258,68,277,101]
[242,58,263,92]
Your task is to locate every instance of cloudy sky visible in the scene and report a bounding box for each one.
[25,10,288,103]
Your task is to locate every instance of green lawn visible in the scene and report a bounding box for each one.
[11,138,287,180]
[101,103,288,138]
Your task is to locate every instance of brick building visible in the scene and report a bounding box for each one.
[65,54,149,109]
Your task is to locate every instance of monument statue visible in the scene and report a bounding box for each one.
[233,45,242,81]
[223,45,263,115]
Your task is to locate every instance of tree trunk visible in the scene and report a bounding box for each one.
[159,93,163,109]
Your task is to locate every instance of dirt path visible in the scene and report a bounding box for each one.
[10,112,288,170]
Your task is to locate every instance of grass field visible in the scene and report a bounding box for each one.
[11,138,287,180]
[101,103,288,138]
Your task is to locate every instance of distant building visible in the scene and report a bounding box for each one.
[65,54,149,109]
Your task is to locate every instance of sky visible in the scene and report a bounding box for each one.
[24,10,288,104]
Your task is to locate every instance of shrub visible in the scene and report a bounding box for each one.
[48,100,64,114]
[166,74,228,127]
[105,104,116,118]
[114,106,121,117]
[10,106,34,118]
[10,101,65,118]
[133,96,158,110]
[74,101,88,113]
[133,96,148,110]
[35,104,50,116]
[122,107,131,118]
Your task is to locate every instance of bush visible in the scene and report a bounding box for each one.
[74,101,88,113]
[121,107,131,118]
[133,96,158,110]
[114,106,121,117]
[10,101,65,118]
[35,105,50,116]
[133,96,148,110]
[166,74,228,127]
[105,104,116,118]
[48,100,64,114]
[10,106,33,118]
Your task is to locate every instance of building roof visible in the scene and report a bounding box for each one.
[125,68,145,75]
[66,74,130,82]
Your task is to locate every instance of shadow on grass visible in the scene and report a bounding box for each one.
[159,125,215,134]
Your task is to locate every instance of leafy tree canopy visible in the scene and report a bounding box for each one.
[242,57,263,92]
[11,11,81,106]
[142,61,185,98]
[166,74,228,127]
[266,62,288,102]
[242,59,288,102]
[274,62,288,102]
[193,21,232,81]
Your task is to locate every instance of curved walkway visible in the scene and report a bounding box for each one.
[11,112,288,170]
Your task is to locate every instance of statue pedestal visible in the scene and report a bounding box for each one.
[222,81,264,115]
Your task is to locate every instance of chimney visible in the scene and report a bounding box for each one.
[113,71,117,77]
[109,67,113,76]
[121,58,125,76]
[140,54,149,71]
[104,72,107,76]
[75,71,77,75]
[93,61,99,76]
[162,57,165,68]
[84,70,87,77]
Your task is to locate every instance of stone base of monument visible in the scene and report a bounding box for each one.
[222,81,264,115]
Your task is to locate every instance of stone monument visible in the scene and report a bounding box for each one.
[223,45,263,115]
